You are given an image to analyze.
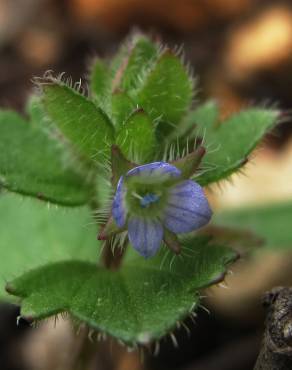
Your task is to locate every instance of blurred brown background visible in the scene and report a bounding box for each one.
[2,0,292,127]
[1,1,292,370]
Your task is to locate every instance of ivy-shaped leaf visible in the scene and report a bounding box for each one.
[7,236,236,344]
[0,193,99,300]
[0,110,92,206]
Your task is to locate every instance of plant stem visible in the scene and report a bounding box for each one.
[101,239,126,270]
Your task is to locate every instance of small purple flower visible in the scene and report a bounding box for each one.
[111,161,212,258]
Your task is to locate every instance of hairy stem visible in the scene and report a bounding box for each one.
[101,239,126,270]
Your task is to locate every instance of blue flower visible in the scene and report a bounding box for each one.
[111,161,212,258]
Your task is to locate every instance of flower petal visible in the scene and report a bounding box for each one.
[112,176,127,227]
[163,180,212,233]
[126,162,181,183]
[128,217,163,258]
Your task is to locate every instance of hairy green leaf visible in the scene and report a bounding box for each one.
[89,58,110,101]
[0,110,92,205]
[180,100,219,138]
[120,35,158,91]
[0,193,99,300]
[116,109,157,162]
[111,91,135,127]
[42,83,114,161]
[196,108,279,185]
[7,237,236,344]
[213,201,292,250]
[110,34,157,92]
[135,50,193,132]
[26,95,45,125]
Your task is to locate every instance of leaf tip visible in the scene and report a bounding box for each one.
[5,282,15,295]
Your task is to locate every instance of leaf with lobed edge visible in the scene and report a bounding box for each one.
[0,110,93,206]
[40,77,115,162]
[0,193,99,301]
[6,236,237,344]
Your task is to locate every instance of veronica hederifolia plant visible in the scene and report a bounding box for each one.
[0,33,280,347]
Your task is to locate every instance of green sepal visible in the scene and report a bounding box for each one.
[111,145,136,188]
[98,216,124,240]
[163,229,182,254]
[171,146,206,179]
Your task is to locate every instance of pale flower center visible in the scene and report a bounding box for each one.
[131,191,161,208]
[140,193,160,208]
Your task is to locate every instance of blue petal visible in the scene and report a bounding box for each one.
[163,180,212,233]
[128,217,163,258]
[112,176,127,227]
[126,162,181,182]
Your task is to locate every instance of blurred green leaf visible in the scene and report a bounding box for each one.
[180,100,219,138]
[135,50,193,131]
[110,35,157,92]
[0,193,98,300]
[90,58,110,101]
[0,110,92,205]
[42,83,114,161]
[116,109,157,162]
[196,108,278,185]
[7,237,236,344]
[120,35,158,91]
[26,95,45,125]
[213,201,292,250]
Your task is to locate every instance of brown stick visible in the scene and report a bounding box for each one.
[254,287,292,370]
